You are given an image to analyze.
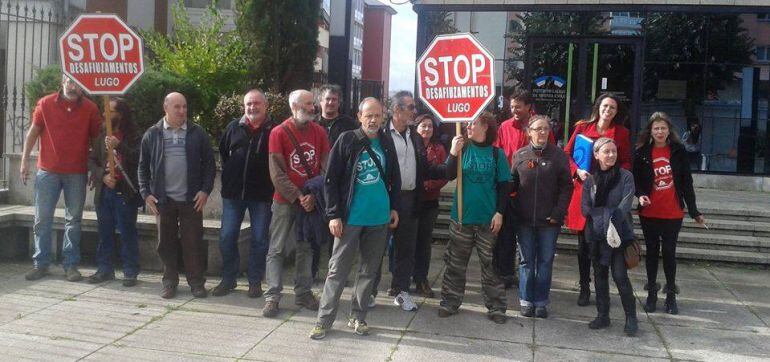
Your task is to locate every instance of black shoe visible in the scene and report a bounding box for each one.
[191,285,208,298]
[122,277,138,287]
[644,291,658,313]
[211,281,236,297]
[624,314,639,336]
[588,315,610,329]
[664,293,678,315]
[161,286,177,299]
[437,306,458,318]
[487,313,506,324]
[25,267,49,281]
[520,305,534,318]
[577,284,590,306]
[248,283,263,298]
[534,306,548,319]
[87,271,115,284]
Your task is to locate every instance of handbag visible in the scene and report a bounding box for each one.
[624,238,641,269]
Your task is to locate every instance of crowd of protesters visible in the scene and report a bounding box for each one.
[20,77,705,339]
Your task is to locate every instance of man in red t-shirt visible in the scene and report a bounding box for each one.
[263,89,330,317]
[20,76,101,282]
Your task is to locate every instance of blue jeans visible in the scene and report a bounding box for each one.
[32,170,87,270]
[516,224,560,307]
[219,198,272,285]
[95,187,139,278]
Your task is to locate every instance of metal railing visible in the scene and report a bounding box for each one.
[0,0,65,188]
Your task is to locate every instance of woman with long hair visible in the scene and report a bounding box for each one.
[633,112,705,315]
[87,97,142,286]
[437,112,511,324]
[564,93,632,307]
[412,114,448,298]
[511,115,573,318]
[581,137,638,336]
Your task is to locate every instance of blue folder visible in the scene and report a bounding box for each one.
[572,134,594,171]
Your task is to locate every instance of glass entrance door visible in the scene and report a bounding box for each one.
[525,36,643,144]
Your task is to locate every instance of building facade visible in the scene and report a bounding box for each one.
[414,0,770,175]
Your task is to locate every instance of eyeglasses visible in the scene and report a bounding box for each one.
[529,127,550,133]
[400,104,416,111]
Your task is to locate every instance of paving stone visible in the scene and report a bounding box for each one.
[392,331,532,361]
[0,330,102,361]
[534,318,668,359]
[83,345,232,361]
[660,324,770,361]
[120,310,280,358]
[0,298,164,344]
[243,320,397,361]
[0,290,62,325]
[408,302,533,344]
[645,298,766,332]
[719,284,770,310]
[533,346,669,362]
[708,265,770,288]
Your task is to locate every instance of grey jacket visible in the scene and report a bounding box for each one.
[581,168,636,266]
[138,119,216,203]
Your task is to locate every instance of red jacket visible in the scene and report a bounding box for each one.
[563,121,632,231]
[422,141,448,202]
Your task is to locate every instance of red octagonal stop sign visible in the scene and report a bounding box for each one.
[59,14,144,95]
[417,33,495,123]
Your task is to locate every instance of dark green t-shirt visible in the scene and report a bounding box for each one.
[347,138,390,226]
[450,144,511,224]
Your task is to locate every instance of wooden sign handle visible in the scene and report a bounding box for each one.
[103,95,115,178]
[456,122,463,225]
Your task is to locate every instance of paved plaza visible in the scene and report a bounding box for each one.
[0,247,768,361]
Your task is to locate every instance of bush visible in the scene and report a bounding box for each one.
[265,92,291,121]
[213,91,293,136]
[25,65,62,106]
[125,68,202,134]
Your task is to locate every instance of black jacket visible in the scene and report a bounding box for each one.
[317,114,358,146]
[219,115,275,201]
[138,119,216,203]
[89,126,142,208]
[324,128,401,222]
[633,142,701,219]
[511,144,574,227]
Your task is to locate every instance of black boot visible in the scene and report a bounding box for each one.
[664,292,678,315]
[589,314,610,329]
[577,283,590,307]
[643,283,660,313]
[624,313,638,336]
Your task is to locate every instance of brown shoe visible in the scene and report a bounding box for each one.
[263,301,279,317]
[295,293,320,311]
[191,286,208,298]
[415,281,435,298]
[161,286,177,299]
[211,281,236,297]
[248,283,263,298]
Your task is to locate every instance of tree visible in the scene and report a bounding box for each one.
[423,11,458,38]
[142,1,248,136]
[641,13,754,117]
[235,0,320,93]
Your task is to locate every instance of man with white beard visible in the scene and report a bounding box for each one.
[262,89,331,317]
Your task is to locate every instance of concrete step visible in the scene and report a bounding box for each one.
[432,214,770,252]
[431,228,770,265]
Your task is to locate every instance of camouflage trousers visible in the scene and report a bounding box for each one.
[439,220,507,316]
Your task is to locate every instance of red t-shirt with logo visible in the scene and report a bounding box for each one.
[640,145,685,219]
[31,93,102,174]
[268,118,330,203]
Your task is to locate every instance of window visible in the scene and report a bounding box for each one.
[758,13,770,22]
[184,0,232,9]
[756,46,770,62]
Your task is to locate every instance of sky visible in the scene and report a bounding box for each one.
[381,1,417,95]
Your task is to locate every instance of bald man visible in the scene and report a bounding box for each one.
[138,92,216,299]
[212,89,275,298]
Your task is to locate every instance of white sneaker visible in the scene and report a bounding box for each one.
[368,294,376,308]
[394,291,418,311]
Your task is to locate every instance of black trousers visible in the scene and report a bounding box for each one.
[593,249,635,316]
[494,198,517,278]
[640,216,683,288]
[414,204,440,283]
[391,190,419,293]
[577,231,592,287]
